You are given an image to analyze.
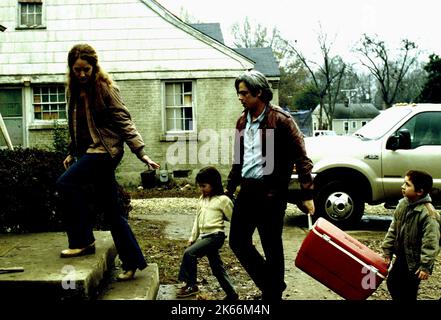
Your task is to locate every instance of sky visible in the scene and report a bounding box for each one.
[156,0,441,64]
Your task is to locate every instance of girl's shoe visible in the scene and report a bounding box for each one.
[60,242,95,258]
[117,269,136,281]
[176,284,199,298]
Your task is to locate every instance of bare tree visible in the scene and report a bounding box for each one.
[231,18,290,63]
[356,34,418,109]
[287,31,346,129]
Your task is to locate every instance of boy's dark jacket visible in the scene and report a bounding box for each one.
[382,194,440,273]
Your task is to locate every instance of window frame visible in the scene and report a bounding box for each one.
[17,0,46,30]
[163,80,196,136]
[32,85,67,122]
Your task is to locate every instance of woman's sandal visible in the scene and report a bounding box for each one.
[60,242,96,258]
[117,269,136,281]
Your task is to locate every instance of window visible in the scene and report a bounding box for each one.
[399,112,441,148]
[361,121,367,126]
[164,82,194,133]
[344,121,349,132]
[33,86,67,120]
[18,0,43,28]
[352,121,357,129]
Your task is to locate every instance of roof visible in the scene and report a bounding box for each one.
[315,103,380,119]
[190,23,225,44]
[234,47,280,77]
[189,23,280,78]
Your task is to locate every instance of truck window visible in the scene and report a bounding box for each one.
[398,111,441,148]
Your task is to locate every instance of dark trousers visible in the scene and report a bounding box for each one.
[229,180,287,300]
[387,256,421,301]
[178,232,236,297]
[56,153,147,271]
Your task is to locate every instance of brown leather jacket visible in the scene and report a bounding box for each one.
[226,104,314,200]
[68,83,146,160]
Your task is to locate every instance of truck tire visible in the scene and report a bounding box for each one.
[315,180,364,228]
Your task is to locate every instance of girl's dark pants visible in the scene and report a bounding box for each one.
[178,232,236,297]
[56,153,147,271]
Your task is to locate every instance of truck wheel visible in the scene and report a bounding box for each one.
[315,181,364,228]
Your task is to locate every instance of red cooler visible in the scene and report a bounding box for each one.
[295,217,388,300]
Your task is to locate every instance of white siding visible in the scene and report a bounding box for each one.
[0,0,253,83]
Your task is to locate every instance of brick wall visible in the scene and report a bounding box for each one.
[26,77,279,187]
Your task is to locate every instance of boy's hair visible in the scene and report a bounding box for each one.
[195,166,224,197]
[405,170,433,196]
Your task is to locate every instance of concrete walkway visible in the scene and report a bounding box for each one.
[0,231,159,300]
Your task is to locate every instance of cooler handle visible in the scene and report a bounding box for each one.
[308,214,313,230]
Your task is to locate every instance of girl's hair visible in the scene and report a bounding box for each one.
[234,70,273,103]
[405,170,433,196]
[195,166,224,197]
[66,43,115,112]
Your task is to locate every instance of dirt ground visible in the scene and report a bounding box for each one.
[128,186,441,300]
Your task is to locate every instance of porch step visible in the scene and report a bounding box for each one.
[0,231,117,300]
[98,263,159,300]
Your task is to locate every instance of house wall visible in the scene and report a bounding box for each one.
[24,77,246,185]
[0,0,280,186]
[333,119,368,135]
[0,0,253,83]
[312,115,369,135]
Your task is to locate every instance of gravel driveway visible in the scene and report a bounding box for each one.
[130,197,440,300]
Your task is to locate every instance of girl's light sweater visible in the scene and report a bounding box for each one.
[189,195,233,242]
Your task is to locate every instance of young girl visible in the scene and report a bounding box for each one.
[176,166,239,300]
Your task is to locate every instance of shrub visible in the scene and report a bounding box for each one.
[0,148,131,234]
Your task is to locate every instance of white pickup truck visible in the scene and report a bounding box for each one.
[289,103,441,227]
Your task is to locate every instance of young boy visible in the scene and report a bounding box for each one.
[382,170,440,301]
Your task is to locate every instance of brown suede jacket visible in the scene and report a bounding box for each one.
[67,83,146,160]
[226,104,314,200]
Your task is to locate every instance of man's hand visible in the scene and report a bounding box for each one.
[301,199,315,215]
[415,268,429,280]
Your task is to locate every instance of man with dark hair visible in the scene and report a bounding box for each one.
[226,70,314,300]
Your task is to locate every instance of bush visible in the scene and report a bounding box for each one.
[0,148,131,234]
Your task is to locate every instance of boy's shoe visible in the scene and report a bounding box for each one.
[223,292,239,300]
[176,285,199,298]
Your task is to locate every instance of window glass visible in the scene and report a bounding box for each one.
[398,111,441,148]
[164,82,193,132]
[19,2,43,28]
[33,85,67,121]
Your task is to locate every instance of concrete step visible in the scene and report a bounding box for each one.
[98,263,159,300]
[0,231,117,300]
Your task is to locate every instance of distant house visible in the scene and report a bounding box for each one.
[0,0,279,184]
[312,103,380,135]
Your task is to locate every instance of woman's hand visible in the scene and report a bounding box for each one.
[140,155,160,169]
[63,155,74,170]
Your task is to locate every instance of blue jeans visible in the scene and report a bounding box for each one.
[178,232,236,297]
[56,153,147,271]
